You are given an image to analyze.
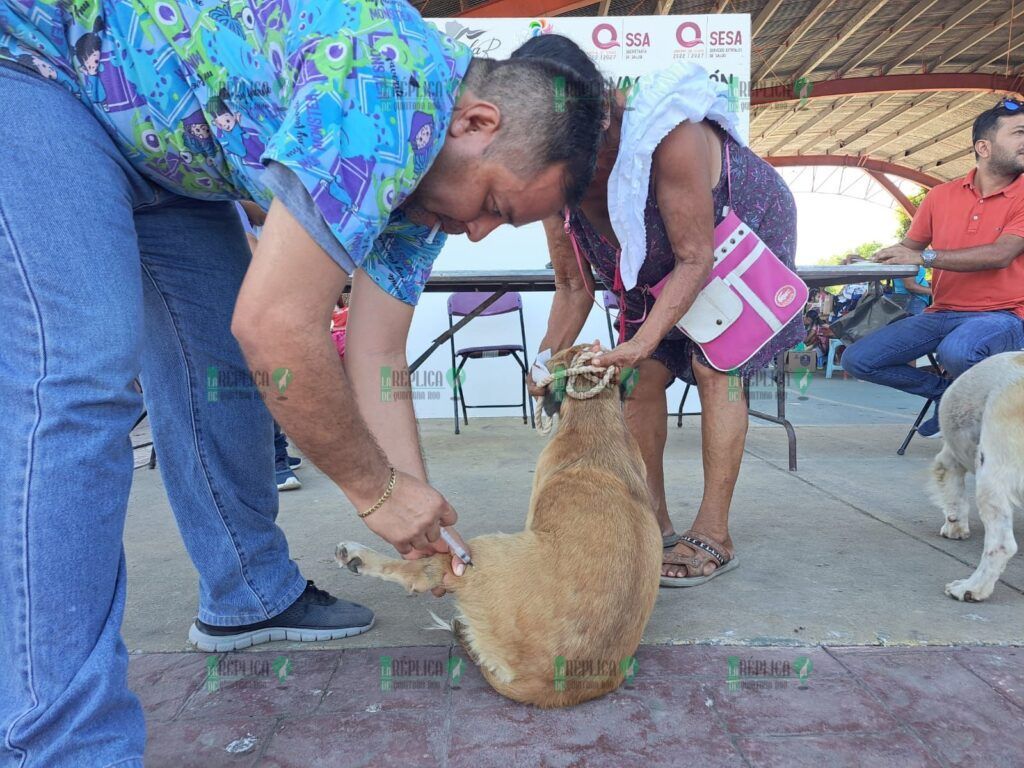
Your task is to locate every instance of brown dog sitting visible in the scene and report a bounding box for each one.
[335,343,662,707]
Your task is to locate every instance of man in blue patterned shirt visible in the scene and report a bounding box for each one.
[0,0,602,762]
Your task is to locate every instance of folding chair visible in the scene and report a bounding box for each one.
[447,292,535,435]
[897,352,942,456]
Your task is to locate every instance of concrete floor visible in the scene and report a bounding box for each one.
[124,374,1024,652]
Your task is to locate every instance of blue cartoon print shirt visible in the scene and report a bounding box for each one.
[0,0,472,305]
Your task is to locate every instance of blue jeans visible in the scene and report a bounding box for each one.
[0,66,306,766]
[843,309,1024,400]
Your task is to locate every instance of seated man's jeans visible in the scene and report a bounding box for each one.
[0,67,306,766]
[843,308,1024,400]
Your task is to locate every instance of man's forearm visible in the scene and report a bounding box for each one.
[240,327,391,508]
[929,244,1019,272]
[343,348,427,483]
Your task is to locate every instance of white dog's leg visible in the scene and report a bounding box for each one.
[945,464,1018,602]
[933,445,971,540]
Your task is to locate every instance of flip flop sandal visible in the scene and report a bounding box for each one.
[660,531,738,588]
[663,532,681,549]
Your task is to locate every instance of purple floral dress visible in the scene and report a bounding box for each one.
[570,129,804,384]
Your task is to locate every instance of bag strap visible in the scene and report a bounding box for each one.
[563,207,644,341]
[725,141,733,214]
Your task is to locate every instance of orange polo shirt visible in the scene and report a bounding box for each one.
[907,168,1024,319]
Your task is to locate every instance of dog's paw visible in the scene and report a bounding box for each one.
[945,578,987,602]
[940,519,970,540]
[336,541,373,575]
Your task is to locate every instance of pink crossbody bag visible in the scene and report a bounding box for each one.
[565,143,807,372]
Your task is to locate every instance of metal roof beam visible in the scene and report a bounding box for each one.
[792,99,853,154]
[713,0,731,12]
[836,0,940,78]
[866,170,919,215]
[751,0,785,38]
[766,155,942,188]
[754,0,841,83]
[928,4,1024,71]
[752,73,1024,106]
[755,104,809,143]
[792,0,888,81]
[892,113,981,163]
[765,112,828,155]
[981,35,1024,67]
[826,93,938,154]
[863,92,985,156]
[459,0,597,17]
[880,0,992,75]
[598,0,611,14]
[920,147,974,172]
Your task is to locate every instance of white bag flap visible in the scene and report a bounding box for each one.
[677,278,743,343]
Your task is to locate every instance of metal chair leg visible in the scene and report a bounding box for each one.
[676,383,691,427]
[898,398,934,456]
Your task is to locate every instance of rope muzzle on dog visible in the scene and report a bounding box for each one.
[533,350,616,436]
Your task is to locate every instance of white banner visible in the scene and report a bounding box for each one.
[430,14,751,141]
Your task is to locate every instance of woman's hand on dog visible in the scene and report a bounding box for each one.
[592,338,651,371]
[361,470,468,565]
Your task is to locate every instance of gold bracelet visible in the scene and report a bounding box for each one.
[359,466,396,518]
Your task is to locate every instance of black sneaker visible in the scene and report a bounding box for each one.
[188,580,374,652]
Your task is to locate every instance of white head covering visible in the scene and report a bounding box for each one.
[608,62,746,291]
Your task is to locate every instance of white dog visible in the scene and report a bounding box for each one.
[931,351,1024,602]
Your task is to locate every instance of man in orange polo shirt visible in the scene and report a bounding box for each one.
[844,99,1024,436]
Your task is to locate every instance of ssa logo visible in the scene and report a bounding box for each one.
[592,22,619,50]
[624,31,651,47]
[676,21,703,48]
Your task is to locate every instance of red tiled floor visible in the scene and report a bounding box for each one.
[831,647,1024,767]
[736,732,944,768]
[258,711,448,768]
[177,650,338,721]
[129,644,1024,768]
[145,716,275,768]
[128,651,209,722]
[952,646,1024,710]
[316,647,451,715]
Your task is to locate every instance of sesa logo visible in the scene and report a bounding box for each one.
[624,32,651,47]
[676,21,703,48]
[592,22,619,49]
[710,30,743,46]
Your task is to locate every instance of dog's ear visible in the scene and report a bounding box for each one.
[542,364,568,417]
[618,366,640,401]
